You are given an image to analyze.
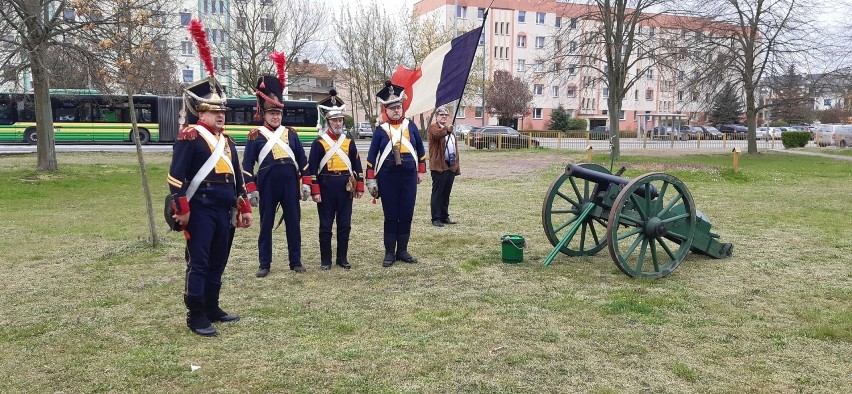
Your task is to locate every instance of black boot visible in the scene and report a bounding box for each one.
[205,286,239,323]
[336,232,351,269]
[185,296,217,337]
[320,233,333,270]
[382,232,396,267]
[396,234,418,263]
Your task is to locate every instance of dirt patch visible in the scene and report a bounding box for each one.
[461,151,578,179]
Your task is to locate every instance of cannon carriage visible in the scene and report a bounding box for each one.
[541,163,732,278]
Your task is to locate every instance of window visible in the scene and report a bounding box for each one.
[533,108,543,119]
[635,89,639,100]
[475,106,483,118]
[649,27,655,37]
[552,86,559,97]
[535,61,543,72]
[692,91,699,101]
[534,84,543,95]
[677,91,684,102]
[535,36,544,48]
[569,41,577,52]
[824,98,833,106]
[516,59,525,72]
[478,8,485,20]
[536,12,545,24]
[180,12,191,26]
[568,64,576,75]
[602,88,609,98]
[567,86,576,98]
[478,31,485,46]
[181,40,193,56]
[518,11,526,23]
[237,17,247,30]
[569,18,577,28]
[63,8,75,21]
[678,70,685,81]
[619,110,625,120]
[456,106,465,118]
[456,5,467,19]
[555,17,561,27]
[555,40,562,51]
[646,69,654,80]
[183,70,194,83]
[260,17,274,32]
[645,89,654,101]
[517,35,526,48]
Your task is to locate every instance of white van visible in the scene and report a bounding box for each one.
[814,124,852,147]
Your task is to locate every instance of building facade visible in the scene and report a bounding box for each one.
[414,0,721,131]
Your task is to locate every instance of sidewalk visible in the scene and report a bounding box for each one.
[769,148,852,161]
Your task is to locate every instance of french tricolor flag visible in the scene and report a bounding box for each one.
[391,26,483,116]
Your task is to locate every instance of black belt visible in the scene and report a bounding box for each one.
[201,179,232,187]
[322,171,350,176]
[259,160,295,172]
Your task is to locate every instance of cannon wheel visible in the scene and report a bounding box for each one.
[606,173,696,278]
[541,163,610,256]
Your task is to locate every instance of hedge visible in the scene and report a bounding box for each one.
[781,131,810,148]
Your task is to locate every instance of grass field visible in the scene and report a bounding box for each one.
[0,150,850,393]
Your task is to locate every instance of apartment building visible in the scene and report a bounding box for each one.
[414,0,718,131]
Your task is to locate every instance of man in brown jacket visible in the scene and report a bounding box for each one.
[427,106,460,227]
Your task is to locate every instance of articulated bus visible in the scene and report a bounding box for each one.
[0,91,319,145]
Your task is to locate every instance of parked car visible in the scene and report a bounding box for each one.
[454,124,474,139]
[469,126,540,149]
[755,126,777,140]
[719,124,748,136]
[699,125,722,139]
[354,122,374,139]
[682,126,704,140]
[814,124,852,147]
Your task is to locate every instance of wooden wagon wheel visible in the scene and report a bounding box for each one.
[541,163,609,256]
[606,173,697,278]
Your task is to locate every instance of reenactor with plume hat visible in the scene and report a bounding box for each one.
[242,52,311,278]
[308,89,364,270]
[166,19,251,337]
[365,81,426,268]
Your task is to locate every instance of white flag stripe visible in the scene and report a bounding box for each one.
[406,40,454,116]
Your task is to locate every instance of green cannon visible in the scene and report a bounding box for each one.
[541,163,733,278]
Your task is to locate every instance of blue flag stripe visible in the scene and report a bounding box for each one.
[435,27,483,108]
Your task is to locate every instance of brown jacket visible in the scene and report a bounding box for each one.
[427,123,460,174]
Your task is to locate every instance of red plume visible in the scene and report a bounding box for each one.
[188,19,215,77]
[268,51,287,90]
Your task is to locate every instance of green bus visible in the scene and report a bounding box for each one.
[0,91,320,144]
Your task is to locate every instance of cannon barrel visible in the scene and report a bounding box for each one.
[566,164,658,198]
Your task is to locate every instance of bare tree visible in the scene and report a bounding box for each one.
[0,0,92,170]
[74,0,180,246]
[215,0,326,96]
[543,0,675,158]
[334,2,404,124]
[486,70,533,126]
[680,0,825,153]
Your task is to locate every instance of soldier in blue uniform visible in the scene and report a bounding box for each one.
[308,90,364,270]
[242,75,311,278]
[168,75,253,337]
[365,81,426,268]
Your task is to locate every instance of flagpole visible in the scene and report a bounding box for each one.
[451,0,494,126]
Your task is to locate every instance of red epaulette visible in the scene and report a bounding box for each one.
[247,129,259,140]
[285,126,296,135]
[226,134,236,144]
[177,127,197,140]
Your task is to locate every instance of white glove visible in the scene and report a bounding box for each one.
[301,184,311,201]
[248,191,259,207]
[366,178,379,198]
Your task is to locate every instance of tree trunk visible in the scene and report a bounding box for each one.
[29,49,57,171]
[608,94,621,160]
[128,92,159,247]
[746,87,757,154]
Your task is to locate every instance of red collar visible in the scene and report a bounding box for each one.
[197,121,223,134]
[325,130,342,140]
